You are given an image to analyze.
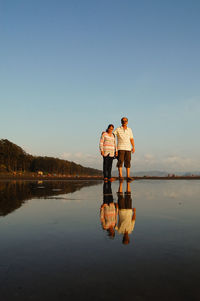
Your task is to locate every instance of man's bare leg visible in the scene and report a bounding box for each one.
[126,181,131,193]
[126,168,134,181]
[126,168,130,178]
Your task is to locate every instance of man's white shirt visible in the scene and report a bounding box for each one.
[113,126,133,151]
[115,209,135,234]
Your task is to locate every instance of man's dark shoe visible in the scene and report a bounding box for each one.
[127,177,134,182]
[108,178,116,182]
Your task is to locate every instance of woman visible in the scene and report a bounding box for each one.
[99,124,117,181]
[100,182,118,238]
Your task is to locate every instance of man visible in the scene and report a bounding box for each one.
[113,117,135,180]
[115,181,136,245]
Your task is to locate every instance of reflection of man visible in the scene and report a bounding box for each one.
[115,181,136,244]
[113,117,135,181]
[100,182,118,238]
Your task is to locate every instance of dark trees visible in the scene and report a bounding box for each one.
[0,139,101,176]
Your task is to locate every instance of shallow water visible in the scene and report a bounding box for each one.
[0,180,200,301]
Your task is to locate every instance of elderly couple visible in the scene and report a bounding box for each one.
[99,117,135,181]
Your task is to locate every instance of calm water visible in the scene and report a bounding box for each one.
[0,180,200,301]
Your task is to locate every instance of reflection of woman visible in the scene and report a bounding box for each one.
[100,182,118,238]
[99,124,117,181]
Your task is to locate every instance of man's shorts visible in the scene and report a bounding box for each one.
[117,192,132,209]
[117,150,131,168]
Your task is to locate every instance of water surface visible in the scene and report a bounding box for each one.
[0,180,200,300]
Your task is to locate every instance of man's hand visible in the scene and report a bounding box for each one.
[101,151,104,156]
[115,151,118,157]
[132,208,136,220]
[130,138,135,153]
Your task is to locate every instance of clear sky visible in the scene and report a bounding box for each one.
[1,0,200,172]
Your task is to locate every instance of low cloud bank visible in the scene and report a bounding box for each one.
[60,151,199,173]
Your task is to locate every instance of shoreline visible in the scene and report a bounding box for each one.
[0,175,200,181]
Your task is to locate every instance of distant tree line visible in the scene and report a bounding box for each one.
[0,139,101,176]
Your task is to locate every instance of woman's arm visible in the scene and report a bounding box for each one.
[114,135,118,156]
[99,133,105,156]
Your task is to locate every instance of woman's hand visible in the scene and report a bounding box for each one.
[101,151,104,156]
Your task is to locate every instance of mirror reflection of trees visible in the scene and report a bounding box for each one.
[100,181,136,244]
[0,180,100,217]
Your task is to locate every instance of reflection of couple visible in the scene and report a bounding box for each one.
[100,181,136,244]
[99,117,135,181]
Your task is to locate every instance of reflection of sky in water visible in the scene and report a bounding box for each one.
[134,180,200,200]
[0,180,200,300]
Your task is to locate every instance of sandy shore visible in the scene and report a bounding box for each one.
[0,175,200,181]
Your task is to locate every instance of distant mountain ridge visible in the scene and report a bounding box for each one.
[0,139,102,176]
[134,171,200,176]
[112,170,200,177]
[134,171,168,177]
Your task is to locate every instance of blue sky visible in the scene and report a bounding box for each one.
[1,0,200,172]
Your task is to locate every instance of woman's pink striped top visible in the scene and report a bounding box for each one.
[99,132,117,157]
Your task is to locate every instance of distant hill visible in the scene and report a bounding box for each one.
[112,170,168,177]
[134,171,200,177]
[0,139,102,176]
[134,171,168,177]
[178,171,200,176]
[112,169,200,177]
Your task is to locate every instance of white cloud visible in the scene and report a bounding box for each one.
[74,152,84,159]
[61,152,72,160]
[133,152,199,172]
[163,155,193,168]
[60,152,102,168]
[60,151,198,173]
[144,153,155,161]
[133,153,156,169]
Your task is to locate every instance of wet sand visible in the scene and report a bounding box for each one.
[0,175,199,181]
